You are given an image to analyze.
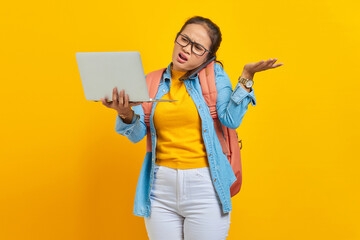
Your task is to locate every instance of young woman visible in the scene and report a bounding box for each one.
[101,16,283,240]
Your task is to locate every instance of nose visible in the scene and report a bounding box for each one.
[182,43,192,55]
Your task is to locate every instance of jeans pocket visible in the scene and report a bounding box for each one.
[193,167,219,200]
[194,167,212,182]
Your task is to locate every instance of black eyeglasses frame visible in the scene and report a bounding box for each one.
[175,32,211,57]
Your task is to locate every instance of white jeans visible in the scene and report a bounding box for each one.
[144,163,231,240]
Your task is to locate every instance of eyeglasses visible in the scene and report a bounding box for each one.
[175,32,211,56]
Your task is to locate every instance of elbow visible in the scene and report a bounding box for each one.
[226,121,242,129]
[114,129,140,143]
[218,119,240,129]
[127,129,147,143]
[128,136,142,144]
[219,115,244,129]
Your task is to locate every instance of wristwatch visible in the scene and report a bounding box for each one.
[238,76,254,89]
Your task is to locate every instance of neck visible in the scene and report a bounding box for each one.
[171,62,187,72]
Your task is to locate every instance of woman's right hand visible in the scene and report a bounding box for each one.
[100,87,143,123]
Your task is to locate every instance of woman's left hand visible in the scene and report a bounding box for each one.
[239,58,284,92]
[242,58,284,79]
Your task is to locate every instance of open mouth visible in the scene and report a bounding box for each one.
[178,52,188,61]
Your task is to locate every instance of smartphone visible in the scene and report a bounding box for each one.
[179,56,217,81]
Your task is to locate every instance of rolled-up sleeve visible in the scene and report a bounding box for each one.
[231,84,256,106]
[214,63,256,129]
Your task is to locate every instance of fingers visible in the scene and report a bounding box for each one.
[102,88,143,110]
[271,63,284,68]
[124,94,129,108]
[267,58,279,66]
[112,87,118,103]
[119,89,124,105]
[264,58,275,66]
[256,60,266,66]
[257,58,276,65]
[257,58,283,70]
[101,97,111,108]
[266,58,284,68]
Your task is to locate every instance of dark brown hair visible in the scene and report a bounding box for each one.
[177,16,224,68]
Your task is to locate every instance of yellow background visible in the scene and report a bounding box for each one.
[1,0,359,239]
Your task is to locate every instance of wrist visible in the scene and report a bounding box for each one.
[239,82,251,93]
[118,110,134,124]
[241,70,254,80]
[239,71,254,93]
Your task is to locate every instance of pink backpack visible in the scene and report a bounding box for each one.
[141,61,243,197]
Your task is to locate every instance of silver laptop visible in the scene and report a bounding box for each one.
[75,51,177,102]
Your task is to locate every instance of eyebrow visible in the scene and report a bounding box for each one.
[183,34,206,47]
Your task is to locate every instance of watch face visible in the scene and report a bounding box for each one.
[246,80,253,88]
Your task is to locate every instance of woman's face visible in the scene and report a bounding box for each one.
[171,23,212,72]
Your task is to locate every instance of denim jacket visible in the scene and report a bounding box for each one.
[115,62,256,218]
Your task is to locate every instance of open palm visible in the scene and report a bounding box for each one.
[244,58,284,75]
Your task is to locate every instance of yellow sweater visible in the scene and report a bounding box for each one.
[153,66,209,169]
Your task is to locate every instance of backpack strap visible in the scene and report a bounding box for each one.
[199,61,230,157]
[198,61,218,119]
[141,68,167,152]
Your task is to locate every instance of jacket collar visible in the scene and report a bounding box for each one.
[161,62,199,83]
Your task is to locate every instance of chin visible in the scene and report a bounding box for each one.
[172,61,189,72]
